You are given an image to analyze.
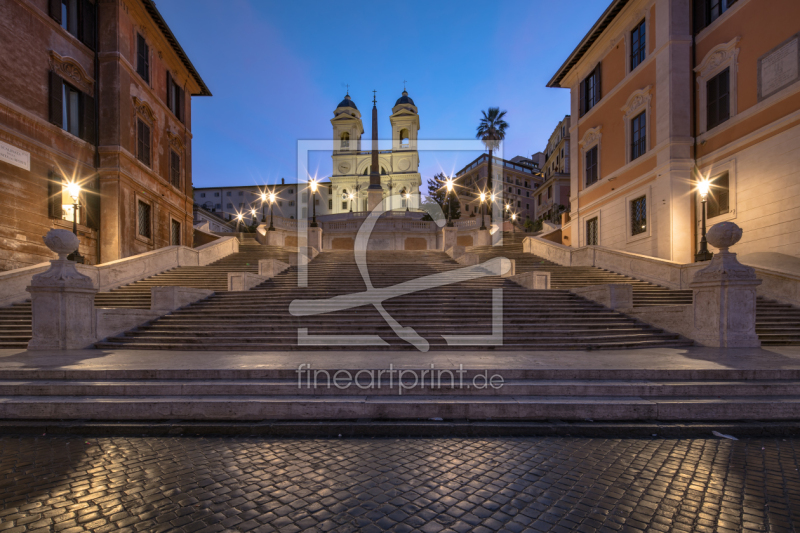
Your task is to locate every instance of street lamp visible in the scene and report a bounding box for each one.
[348,192,355,213]
[260,193,267,222]
[268,192,276,231]
[235,212,243,232]
[444,177,455,227]
[66,181,84,264]
[250,208,257,227]
[511,212,517,234]
[404,192,410,212]
[479,192,487,230]
[504,203,510,221]
[309,179,318,227]
[695,177,714,262]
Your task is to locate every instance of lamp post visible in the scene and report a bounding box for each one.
[445,177,454,227]
[511,212,517,234]
[695,177,714,262]
[479,192,487,230]
[66,182,84,264]
[348,192,354,213]
[260,193,267,223]
[405,193,410,212]
[235,213,243,232]
[268,192,276,231]
[250,208,258,228]
[504,203,510,221]
[309,179,318,227]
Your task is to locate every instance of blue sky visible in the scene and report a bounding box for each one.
[157,0,608,188]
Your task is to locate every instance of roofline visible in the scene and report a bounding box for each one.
[546,0,629,89]
[193,181,332,191]
[140,0,212,96]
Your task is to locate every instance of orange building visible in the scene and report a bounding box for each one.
[548,0,800,262]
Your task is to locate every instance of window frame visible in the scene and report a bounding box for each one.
[631,111,647,161]
[629,18,647,72]
[136,118,151,167]
[584,215,600,246]
[706,68,731,130]
[579,126,602,189]
[169,216,181,246]
[622,86,652,163]
[625,188,652,243]
[579,63,602,117]
[169,149,181,189]
[695,37,739,135]
[136,33,150,84]
[135,196,153,244]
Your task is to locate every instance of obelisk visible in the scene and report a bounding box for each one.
[367,91,384,211]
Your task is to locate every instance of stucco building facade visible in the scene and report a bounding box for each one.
[0,0,209,271]
[548,0,800,262]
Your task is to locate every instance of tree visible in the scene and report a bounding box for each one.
[424,173,460,221]
[476,107,509,216]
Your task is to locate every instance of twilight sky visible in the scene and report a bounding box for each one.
[157,0,608,188]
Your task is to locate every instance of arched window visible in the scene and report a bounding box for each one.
[340,132,350,148]
[400,187,408,208]
[381,167,387,175]
[364,167,369,175]
[399,129,409,145]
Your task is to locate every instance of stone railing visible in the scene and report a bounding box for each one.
[523,235,800,307]
[0,236,239,307]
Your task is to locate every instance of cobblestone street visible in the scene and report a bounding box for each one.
[1,436,799,533]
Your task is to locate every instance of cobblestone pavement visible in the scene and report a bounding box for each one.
[1,437,800,533]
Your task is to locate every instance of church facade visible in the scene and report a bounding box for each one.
[329,91,421,214]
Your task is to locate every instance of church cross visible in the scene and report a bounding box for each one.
[373,90,377,104]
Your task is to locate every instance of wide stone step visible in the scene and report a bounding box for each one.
[0,393,791,420]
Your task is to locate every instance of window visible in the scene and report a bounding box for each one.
[526,192,530,197]
[48,73,94,142]
[517,189,521,195]
[136,119,151,167]
[579,64,601,116]
[707,172,730,218]
[215,203,221,209]
[49,0,95,48]
[342,201,348,209]
[585,146,599,186]
[340,132,349,148]
[329,199,333,210]
[136,33,149,84]
[547,185,552,198]
[227,192,231,196]
[631,112,646,160]
[517,201,521,207]
[137,200,151,238]
[214,192,219,197]
[200,193,205,198]
[227,203,232,209]
[631,20,646,71]
[166,73,184,122]
[586,217,598,246]
[170,150,180,188]
[693,0,738,33]
[538,195,541,206]
[631,196,647,236]
[61,0,78,36]
[170,219,180,246]
[707,68,730,130]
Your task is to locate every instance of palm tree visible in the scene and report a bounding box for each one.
[476,107,509,218]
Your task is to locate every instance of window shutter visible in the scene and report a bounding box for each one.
[48,71,63,128]
[48,0,61,24]
[80,0,96,50]
[595,62,602,101]
[693,0,706,34]
[166,72,173,111]
[47,170,62,219]
[85,186,100,230]
[178,86,185,123]
[81,93,95,144]
[717,173,730,214]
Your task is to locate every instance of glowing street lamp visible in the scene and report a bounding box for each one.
[444,176,455,227]
[65,181,84,263]
[235,212,244,232]
[511,212,517,234]
[695,176,714,262]
[267,192,276,231]
[348,192,355,213]
[260,192,267,222]
[404,192,411,212]
[309,179,318,227]
[479,191,487,230]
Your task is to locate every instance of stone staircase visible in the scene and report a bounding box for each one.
[471,233,800,346]
[96,248,692,350]
[0,237,295,349]
[0,366,798,421]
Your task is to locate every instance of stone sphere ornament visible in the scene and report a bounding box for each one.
[42,229,79,260]
[705,221,743,252]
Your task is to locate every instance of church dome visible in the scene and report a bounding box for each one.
[336,94,358,110]
[395,90,415,106]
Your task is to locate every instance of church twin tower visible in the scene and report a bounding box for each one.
[329,90,422,214]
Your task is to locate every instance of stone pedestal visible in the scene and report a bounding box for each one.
[442,227,458,252]
[475,229,491,247]
[27,230,98,350]
[266,231,283,247]
[689,222,762,348]
[259,259,290,278]
[307,227,322,252]
[368,189,383,211]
